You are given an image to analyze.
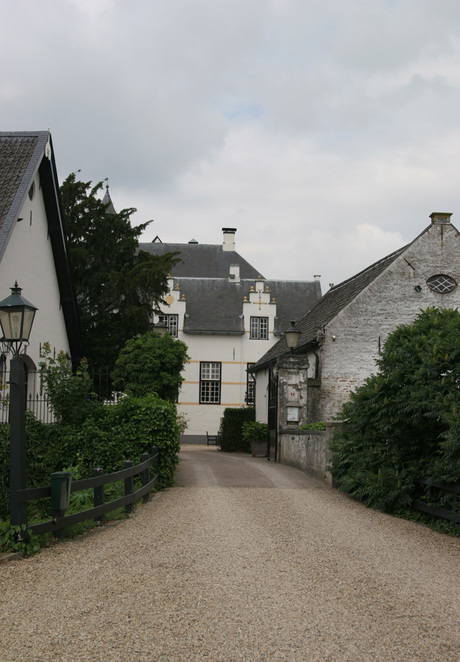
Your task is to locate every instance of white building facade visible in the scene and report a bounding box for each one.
[141,229,321,441]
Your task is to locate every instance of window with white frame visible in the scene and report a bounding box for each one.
[250,316,269,340]
[200,362,221,404]
[158,314,179,337]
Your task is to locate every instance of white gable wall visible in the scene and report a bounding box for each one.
[0,171,70,369]
[318,221,460,421]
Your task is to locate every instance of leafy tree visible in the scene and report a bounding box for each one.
[331,307,460,512]
[112,331,189,401]
[60,173,180,371]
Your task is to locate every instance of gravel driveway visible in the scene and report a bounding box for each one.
[1,446,459,661]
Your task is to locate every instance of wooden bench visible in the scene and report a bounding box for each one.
[206,431,219,446]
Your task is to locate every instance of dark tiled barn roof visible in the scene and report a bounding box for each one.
[253,244,409,369]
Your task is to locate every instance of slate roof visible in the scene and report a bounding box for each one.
[0,131,83,362]
[252,242,409,369]
[0,132,48,259]
[139,241,263,279]
[142,237,321,335]
[175,277,321,335]
[264,279,322,335]
[179,279,246,334]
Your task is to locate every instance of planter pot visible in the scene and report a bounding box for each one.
[251,439,267,458]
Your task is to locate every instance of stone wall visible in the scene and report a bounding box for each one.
[318,220,460,421]
[278,423,340,486]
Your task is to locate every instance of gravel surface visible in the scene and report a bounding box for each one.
[0,446,459,661]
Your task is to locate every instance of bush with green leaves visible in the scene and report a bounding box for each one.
[39,343,97,425]
[219,408,255,452]
[299,422,326,431]
[112,331,189,401]
[0,395,181,521]
[0,522,41,557]
[331,307,460,513]
[242,421,268,444]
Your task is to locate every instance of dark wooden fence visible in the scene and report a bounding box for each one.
[15,446,159,539]
[413,479,460,525]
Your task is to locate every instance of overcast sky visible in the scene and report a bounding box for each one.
[2,0,460,291]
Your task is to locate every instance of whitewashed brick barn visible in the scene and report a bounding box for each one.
[252,212,460,437]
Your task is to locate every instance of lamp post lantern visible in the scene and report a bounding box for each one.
[0,283,38,527]
[284,320,300,352]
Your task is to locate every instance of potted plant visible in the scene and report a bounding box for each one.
[242,421,268,457]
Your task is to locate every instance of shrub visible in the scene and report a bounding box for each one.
[242,421,268,444]
[219,408,255,452]
[299,422,326,431]
[331,307,460,513]
[39,343,97,425]
[0,394,181,521]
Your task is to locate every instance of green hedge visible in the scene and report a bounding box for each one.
[0,394,180,521]
[218,407,255,452]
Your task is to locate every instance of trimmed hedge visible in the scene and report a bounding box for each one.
[0,393,180,521]
[219,407,255,452]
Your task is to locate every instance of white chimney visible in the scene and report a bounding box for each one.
[222,227,236,251]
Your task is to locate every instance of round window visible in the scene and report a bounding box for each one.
[426,274,457,293]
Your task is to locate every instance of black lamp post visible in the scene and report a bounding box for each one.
[284,320,300,352]
[0,283,37,526]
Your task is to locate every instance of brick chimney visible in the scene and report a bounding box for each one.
[430,212,452,225]
[222,227,236,251]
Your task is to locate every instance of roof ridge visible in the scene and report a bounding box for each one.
[328,242,409,294]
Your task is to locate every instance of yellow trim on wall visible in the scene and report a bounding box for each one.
[187,360,252,365]
[179,402,248,407]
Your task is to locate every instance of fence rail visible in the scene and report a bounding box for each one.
[16,446,159,538]
[413,479,460,525]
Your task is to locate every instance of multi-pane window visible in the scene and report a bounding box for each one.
[158,314,179,337]
[250,317,269,340]
[246,363,255,405]
[200,362,221,404]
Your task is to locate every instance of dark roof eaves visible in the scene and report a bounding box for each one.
[182,330,245,336]
[38,138,84,362]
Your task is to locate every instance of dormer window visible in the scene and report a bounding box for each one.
[426,275,457,294]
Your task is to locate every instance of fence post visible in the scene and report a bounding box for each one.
[141,452,150,503]
[151,446,159,478]
[93,467,105,525]
[124,460,133,514]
